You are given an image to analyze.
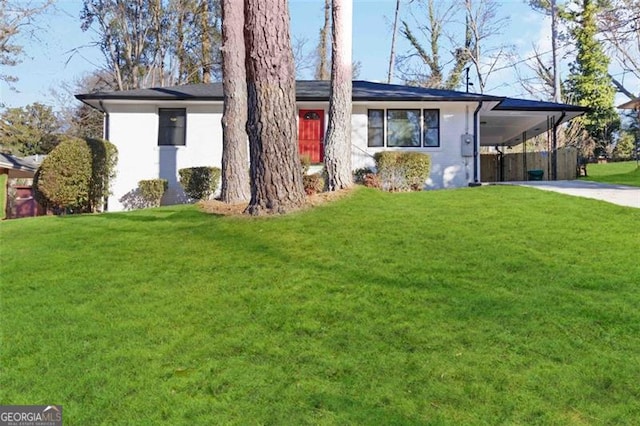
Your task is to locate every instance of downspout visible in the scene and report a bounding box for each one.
[471,101,483,186]
[99,100,110,141]
[98,100,110,213]
[552,111,566,180]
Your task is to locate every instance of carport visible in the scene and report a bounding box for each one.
[479,98,588,182]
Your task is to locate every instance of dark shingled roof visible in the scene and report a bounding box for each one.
[76,80,503,103]
[75,80,585,113]
[76,83,224,101]
[306,80,504,102]
[0,153,39,172]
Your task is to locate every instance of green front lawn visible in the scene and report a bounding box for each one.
[1,187,639,424]
[582,160,640,187]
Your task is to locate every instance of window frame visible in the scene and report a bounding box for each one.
[367,109,385,147]
[158,108,187,147]
[366,108,440,148]
[422,109,440,147]
[386,109,422,148]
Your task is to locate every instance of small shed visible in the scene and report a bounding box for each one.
[0,153,44,219]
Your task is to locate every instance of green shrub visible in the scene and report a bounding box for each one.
[303,173,324,195]
[34,136,117,213]
[402,152,432,191]
[138,179,168,207]
[374,152,404,191]
[373,152,431,192]
[178,167,221,200]
[612,133,635,161]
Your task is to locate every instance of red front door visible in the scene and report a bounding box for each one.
[298,109,325,163]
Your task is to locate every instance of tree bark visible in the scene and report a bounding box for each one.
[387,0,401,83]
[324,0,353,191]
[243,0,305,215]
[220,0,250,203]
[550,0,561,103]
[200,0,212,84]
[315,0,331,80]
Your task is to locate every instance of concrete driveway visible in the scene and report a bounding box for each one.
[505,180,640,208]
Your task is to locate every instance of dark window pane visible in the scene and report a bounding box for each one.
[423,129,439,147]
[387,109,420,147]
[158,108,186,146]
[422,109,439,147]
[424,110,438,128]
[367,109,384,147]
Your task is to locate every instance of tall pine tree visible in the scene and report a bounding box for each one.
[324,0,353,191]
[220,0,250,203]
[566,0,619,156]
[243,0,305,215]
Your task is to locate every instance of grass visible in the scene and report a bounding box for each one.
[581,160,640,187]
[1,186,639,424]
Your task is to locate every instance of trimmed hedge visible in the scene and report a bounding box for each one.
[138,179,168,207]
[373,152,431,192]
[178,167,221,201]
[34,136,117,213]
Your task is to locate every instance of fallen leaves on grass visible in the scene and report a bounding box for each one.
[198,187,356,216]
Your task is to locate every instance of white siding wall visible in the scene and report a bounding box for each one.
[106,103,223,211]
[351,102,478,189]
[105,100,479,211]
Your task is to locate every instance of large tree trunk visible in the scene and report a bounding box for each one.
[550,0,561,103]
[387,0,400,83]
[243,0,305,215]
[324,0,353,191]
[315,0,331,80]
[220,0,250,203]
[200,0,212,84]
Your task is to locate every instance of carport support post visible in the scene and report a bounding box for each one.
[551,116,557,180]
[522,131,527,180]
[472,101,483,185]
[552,111,565,180]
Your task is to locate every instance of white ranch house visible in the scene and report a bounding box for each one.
[76,80,586,211]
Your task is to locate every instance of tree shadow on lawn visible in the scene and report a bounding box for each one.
[53,206,209,223]
[102,207,208,222]
[200,215,471,292]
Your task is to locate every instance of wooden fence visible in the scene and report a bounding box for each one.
[481,147,578,182]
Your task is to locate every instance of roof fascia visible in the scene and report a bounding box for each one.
[493,102,589,113]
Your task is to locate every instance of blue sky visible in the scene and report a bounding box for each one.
[0,0,632,110]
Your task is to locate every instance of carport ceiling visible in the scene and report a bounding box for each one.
[480,98,588,147]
